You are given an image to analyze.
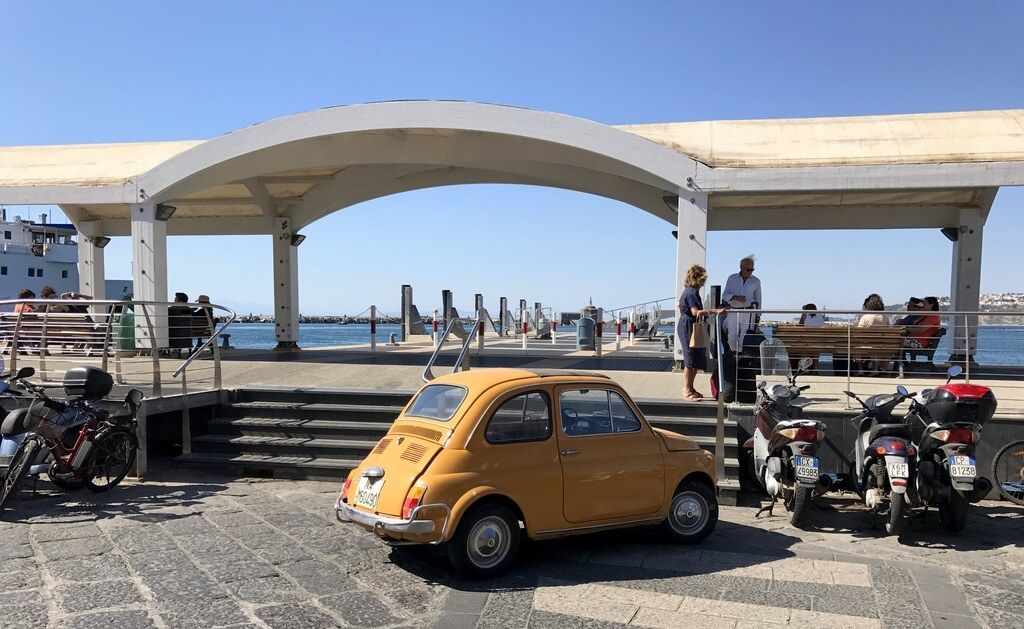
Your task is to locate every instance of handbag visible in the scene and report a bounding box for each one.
[689,316,709,349]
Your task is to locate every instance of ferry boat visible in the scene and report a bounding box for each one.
[0,211,130,300]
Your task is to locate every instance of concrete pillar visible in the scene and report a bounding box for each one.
[949,208,984,360]
[273,218,300,349]
[674,191,709,361]
[131,202,168,348]
[77,220,106,301]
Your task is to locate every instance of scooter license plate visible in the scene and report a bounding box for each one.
[794,456,819,482]
[886,462,909,478]
[949,455,976,479]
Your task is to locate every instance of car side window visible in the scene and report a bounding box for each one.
[609,392,642,433]
[560,389,642,436]
[485,391,552,444]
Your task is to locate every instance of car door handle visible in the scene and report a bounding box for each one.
[560,449,581,456]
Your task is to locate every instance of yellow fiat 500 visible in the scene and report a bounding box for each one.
[334,368,718,577]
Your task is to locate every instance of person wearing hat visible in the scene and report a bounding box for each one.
[191,295,215,352]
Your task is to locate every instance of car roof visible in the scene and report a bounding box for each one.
[429,368,611,390]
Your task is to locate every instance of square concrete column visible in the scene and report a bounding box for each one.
[131,202,168,348]
[949,208,984,360]
[273,218,300,349]
[76,220,106,301]
[674,191,709,361]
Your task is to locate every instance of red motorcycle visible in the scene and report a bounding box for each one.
[904,366,995,532]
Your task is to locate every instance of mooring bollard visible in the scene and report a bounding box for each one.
[432,310,440,348]
[388,332,399,346]
[521,313,528,351]
[370,305,377,352]
[596,307,604,357]
[615,310,622,351]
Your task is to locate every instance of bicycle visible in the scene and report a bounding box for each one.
[991,439,1024,506]
[0,366,143,514]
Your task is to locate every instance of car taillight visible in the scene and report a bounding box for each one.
[403,484,427,519]
[778,427,824,442]
[341,476,353,502]
[933,428,974,444]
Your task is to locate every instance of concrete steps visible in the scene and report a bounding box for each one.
[186,387,741,502]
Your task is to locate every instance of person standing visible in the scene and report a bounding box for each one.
[722,256,762,352]
[677,265,723,401]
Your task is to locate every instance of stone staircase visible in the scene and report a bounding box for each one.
[179,387,740,501]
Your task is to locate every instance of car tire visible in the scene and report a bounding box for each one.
[661,480,718,544]
[447,502,521,578]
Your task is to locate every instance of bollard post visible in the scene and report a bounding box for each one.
[370,305,377,352]
[615,310,622,351]
[477,307,485,355]
[498,297,507,336]
[432,310,440,348]
[596,308,604,357]
[521,310,528,351]
[551,313,557,345]
[629,309,636,345]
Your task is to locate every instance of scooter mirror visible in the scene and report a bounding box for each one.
[797,357,814,372]
[0,381,7,394]
[757,381,767,390]
[842,390,856,398]
[14,366,35,380]
[896,385,908,396]
[947,365,963,379]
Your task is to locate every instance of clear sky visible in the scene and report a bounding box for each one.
[2,2,1022,315]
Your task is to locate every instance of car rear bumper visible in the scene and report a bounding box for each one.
[334,494,450,543]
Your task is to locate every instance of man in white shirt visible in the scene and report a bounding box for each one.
[722,256,762,352]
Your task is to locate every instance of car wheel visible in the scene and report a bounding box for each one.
[447,502,521,579]
[661,480,718,544]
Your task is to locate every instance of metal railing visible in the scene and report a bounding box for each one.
[708,308,1024,412]
[422,312,483,382]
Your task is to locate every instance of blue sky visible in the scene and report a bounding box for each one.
[1,2,1022,315]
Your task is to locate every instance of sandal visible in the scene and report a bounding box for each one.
[684,391,703,401]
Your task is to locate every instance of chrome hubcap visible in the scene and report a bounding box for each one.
[467,516,510,569]
[671,492,708,534]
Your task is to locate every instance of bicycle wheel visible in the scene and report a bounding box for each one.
[0,438,40,513]
[84,428,137,493]
[991,439,1024,507]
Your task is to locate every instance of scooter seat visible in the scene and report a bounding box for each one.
[868,422,911,442]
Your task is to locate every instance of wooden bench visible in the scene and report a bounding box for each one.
[0,309,110,353]
[769,323,906,373]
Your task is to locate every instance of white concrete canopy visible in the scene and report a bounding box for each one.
[1,101,1022,349]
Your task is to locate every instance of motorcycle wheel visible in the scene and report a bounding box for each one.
[84,428,137,493]
[0,439,39,513]
[47,461,85,492]
[788,485,812,528]
[939,490,969,533]
[885,492,907,535]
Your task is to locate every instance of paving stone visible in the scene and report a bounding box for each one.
[0,603,49,629]
[385,583,446,615]
[38,536,113,559]
[477,587,534,629]
[0,557,36,573]
[0,544,33,561]
[528,609,637,628]
[126,550,197,576]
[789,609,882,628]
[226,576,304,603]
[160,599,251,628]
[930,611,982,629]
[142,572,228,601]
[320,590,403,626]
[630,608,739,629]
[107,527,179,554]
[0,590,39,605]
[254,603,341,629]
[719,587,811,611]
[31,522,97,543]
[47,553,131,582]
[0,570,41,592]
[206,511,262,528]
[200,558,280,583]
[54,578,143,613]
[66,609,157,629]
[677,596,790,625]
[916,579,974,615]
[812,592,881,618]
[288,571,358,597]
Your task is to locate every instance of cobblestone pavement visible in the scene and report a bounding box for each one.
[0,467,1021,628]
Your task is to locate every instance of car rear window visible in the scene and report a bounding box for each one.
[406,385,467,421]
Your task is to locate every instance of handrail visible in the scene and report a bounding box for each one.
[422,311,484,383]
[173,305,237,378]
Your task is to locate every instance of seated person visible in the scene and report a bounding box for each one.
[905,296,942,348]
[798,303,824,326]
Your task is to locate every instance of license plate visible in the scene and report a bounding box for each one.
[950,455,976,479]
[794,456,819,482]
[887,462,909,478]
[354,476,384,510]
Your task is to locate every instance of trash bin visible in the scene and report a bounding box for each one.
[113,305,136,351]
[576,317,596,350]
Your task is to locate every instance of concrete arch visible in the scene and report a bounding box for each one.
[138,100,699,224]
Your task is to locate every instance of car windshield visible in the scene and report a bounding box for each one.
[406,384,467,421]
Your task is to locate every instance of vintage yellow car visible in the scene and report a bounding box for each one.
[334,368,718,577]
